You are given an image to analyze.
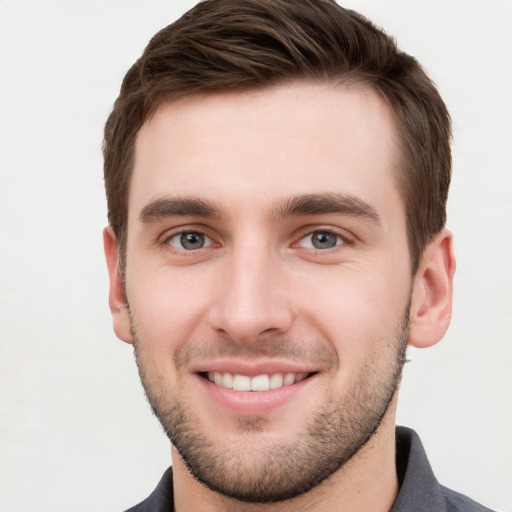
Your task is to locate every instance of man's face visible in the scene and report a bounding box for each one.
[121,82,414,502]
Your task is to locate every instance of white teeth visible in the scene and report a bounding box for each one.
[232,374,251,391]
[251,374,270,391]
[283,373,295,386]
[222,372,234,388]
[206,371,310,392]
[269,373,284,389]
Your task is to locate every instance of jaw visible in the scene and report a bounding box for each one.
[170,397,400,512]
[138,345,403,509]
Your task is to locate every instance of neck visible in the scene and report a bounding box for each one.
[172,409,399,512]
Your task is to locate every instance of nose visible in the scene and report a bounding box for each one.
[207,244,295,344]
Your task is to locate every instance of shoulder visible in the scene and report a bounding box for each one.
[441,486,496,512]
[393,427,496,512]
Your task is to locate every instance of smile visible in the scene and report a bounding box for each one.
[204,371,312,392]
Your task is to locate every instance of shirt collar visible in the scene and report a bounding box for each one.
[391,426,446,512]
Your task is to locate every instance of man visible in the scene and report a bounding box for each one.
[102,0,493,510]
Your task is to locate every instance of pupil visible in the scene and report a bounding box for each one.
[181,232,204,250]
[313,232,337,249]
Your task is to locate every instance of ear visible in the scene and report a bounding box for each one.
[103,226,133,344]
[409,229,456,348]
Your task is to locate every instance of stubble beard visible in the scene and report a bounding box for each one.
[131,309,410,504]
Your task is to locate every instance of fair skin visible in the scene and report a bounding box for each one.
[104,82,455,511]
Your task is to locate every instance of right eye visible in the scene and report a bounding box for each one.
[298,230,344,250]
[166,231,213,251]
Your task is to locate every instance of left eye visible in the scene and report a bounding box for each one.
[167,232,213,251]
[299,231,343,250]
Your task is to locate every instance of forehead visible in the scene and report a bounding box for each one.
[130,82,402,223]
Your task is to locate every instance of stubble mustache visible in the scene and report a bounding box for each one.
[172,334,339,371]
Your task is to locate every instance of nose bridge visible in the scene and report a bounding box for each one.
[208,238,293,343]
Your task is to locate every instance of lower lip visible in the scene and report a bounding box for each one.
[196,374,316,415]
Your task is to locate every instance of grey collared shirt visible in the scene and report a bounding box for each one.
[124,427,495,511]
[391,427,494,511]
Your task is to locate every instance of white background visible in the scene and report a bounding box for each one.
[0,1,511,511]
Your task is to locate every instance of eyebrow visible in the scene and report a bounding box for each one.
[138,192,380,225]
[276,193,380,223]
[139,197,223,223]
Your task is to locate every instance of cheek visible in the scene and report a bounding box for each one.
[293,266,410,361]
[126,267,214,347]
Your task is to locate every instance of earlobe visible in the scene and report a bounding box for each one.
[409,229,456,349]
[103,226,133,344]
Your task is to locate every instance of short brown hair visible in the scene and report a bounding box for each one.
[104,0,451,273]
